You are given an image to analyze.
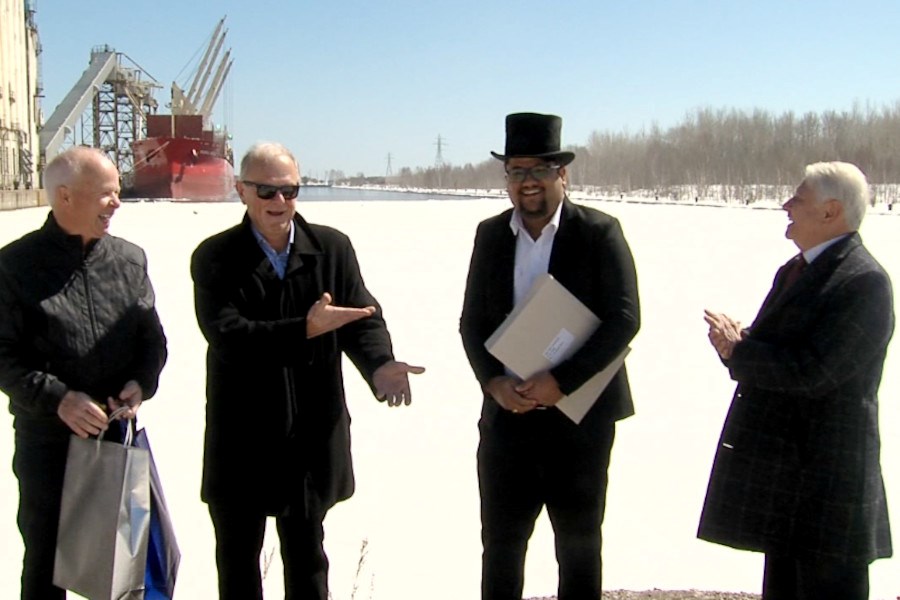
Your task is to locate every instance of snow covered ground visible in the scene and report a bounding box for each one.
[0,197,897,599]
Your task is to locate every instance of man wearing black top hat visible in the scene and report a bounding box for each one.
[460,113,640,599]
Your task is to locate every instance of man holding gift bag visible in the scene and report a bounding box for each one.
[0,147,168,599]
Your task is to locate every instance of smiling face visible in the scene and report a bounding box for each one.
[54,152,122,245]
[506,157,566,237]
[237,152,299,251]
[782,180,834,251]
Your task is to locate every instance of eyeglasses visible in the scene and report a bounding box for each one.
[505,164,560,183]
[242,181,301,200]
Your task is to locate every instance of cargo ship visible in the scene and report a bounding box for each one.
[130,114,234,200]
[128,17,234,201]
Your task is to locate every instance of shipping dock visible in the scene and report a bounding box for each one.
[5,8,236,203]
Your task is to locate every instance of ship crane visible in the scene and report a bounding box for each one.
[184,17,226,110]
[128,16,235,199]
[199,50,233,119]
[170,16,233,122]
[38,17,234,199]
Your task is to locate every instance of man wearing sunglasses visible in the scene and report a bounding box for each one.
[460,113,640,599]
[191,142,424,600]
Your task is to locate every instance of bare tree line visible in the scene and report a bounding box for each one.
[388,101,900,203]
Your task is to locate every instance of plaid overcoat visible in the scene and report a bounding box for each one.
[698,233,894,563]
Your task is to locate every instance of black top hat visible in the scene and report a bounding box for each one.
[490,112,575,166]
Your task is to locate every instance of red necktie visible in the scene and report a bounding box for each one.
[781,255,807,291]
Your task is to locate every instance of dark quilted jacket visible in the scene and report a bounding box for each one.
[0,213,168,439]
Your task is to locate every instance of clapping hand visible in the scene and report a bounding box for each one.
[704,309,743,359]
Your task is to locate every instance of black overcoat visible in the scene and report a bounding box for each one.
[191,213,394,515]
[698,233,894,563]
[459,197,640,437]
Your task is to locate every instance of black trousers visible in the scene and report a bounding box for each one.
[478,412,616,600]
[13,432,69,600]
[762,554,870,600]
[208,503,329,600]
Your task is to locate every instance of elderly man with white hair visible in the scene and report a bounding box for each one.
[700,161,893,600]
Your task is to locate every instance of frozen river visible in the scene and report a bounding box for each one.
[0,193,897,599]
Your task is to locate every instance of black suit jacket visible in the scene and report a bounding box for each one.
[460,198,640,434]
[698,233,894,562]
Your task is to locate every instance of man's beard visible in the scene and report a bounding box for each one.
[518,196,548,218]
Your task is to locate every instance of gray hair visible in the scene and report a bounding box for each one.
[43,147,112,208]
[239,142,300,180]
[803,161,869,230]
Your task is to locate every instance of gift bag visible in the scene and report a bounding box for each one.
[134,428,180,599]
[54,413,151,600]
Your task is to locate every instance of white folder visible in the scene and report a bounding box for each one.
[485,274,630,424]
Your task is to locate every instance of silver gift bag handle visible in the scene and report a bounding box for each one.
[99,406,135,445]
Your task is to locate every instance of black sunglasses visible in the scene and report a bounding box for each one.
[242,181,301,200]
[505,164,560,184]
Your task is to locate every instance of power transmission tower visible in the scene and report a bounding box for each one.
[434,135,447,187]
[385,153,393,178]
[434,134,447,168]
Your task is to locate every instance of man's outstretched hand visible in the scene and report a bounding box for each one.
[306,292,375,338]
[374,361,426,406]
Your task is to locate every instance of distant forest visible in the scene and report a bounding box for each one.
[384,102,900,202]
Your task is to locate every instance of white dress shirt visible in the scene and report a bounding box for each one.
[510,201,564,305]
[802,233,851,264]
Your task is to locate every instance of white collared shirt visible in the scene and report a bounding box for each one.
[509,201,564,305]
[802,233,851,265]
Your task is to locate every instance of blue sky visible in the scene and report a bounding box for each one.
[36,0,900,179]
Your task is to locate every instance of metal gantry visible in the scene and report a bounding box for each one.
[38,18,231,186]
[39,47,159,183]
[92,59,157,185]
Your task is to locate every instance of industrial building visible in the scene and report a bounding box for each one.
[0,0,41,192]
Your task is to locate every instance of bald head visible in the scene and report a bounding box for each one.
[44,147,118,208]
[43,147,122,245]
[239,142,300,180]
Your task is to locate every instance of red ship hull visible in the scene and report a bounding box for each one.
[130,115,234,201]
